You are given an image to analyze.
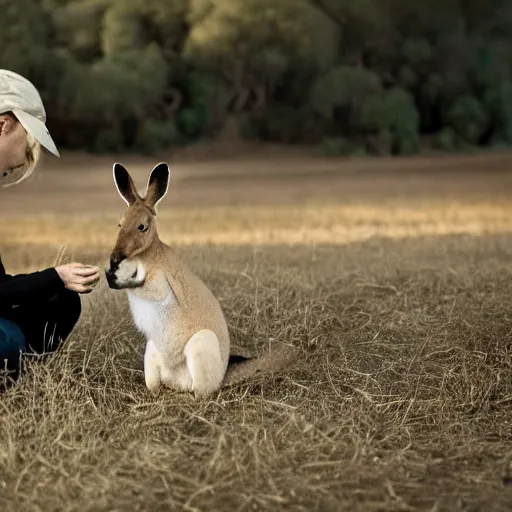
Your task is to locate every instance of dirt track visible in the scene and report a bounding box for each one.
[2,151,512,214]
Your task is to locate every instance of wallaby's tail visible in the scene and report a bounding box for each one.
[223,344,298,387]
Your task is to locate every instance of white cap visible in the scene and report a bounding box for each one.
[0,69,60,157]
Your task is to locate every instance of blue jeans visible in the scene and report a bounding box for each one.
[0,318,26,371]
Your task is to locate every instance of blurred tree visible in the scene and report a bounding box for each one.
[64,0,189,150]
[0,0,53,79]
[1,0,511,154]
[361,87,420,154]
[309,0,394,68]
[102,0,189,57]
[185,0,336,112]
[49,0,110,63]
[485,82,512,145]
[445,95,489,145]
[310,66,381,134]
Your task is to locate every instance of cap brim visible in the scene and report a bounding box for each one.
[12,108,60,158]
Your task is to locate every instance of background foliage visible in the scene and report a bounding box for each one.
[2,0,512,155]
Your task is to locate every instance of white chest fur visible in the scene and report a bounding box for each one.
[127,291,174,342]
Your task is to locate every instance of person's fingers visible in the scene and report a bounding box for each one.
[70,263,99,272]
[78,274,100,285]
[69,283,93,294]
[71,276,90,286]
[71,274,100,285]
[72,266,100,277]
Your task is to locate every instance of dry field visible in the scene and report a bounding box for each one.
[1,151,512,511]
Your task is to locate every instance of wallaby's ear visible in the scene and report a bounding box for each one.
[113,163,139,206]
[145,162,170,210]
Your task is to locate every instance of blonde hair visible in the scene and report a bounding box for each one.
[3,130,41,188]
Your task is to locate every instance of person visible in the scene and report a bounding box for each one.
[0,69,100,380]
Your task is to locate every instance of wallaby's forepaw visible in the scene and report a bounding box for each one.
[144,368,162,393]
[144,340,162,393]
[146,383,161,395]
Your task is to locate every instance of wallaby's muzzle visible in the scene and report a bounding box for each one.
[105,268,119,289]
[105,256,145,290]
[105,253,123,289]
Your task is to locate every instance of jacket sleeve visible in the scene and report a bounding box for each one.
[0,268,65,310]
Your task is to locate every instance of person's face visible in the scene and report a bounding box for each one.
[0,113,28,182]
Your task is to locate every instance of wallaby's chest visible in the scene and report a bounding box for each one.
[127,291,174,340]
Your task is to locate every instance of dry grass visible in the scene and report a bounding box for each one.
[2,200,512,251]
[1,153,512,511]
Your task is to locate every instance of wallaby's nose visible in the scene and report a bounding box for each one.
[105,268,117,288]
[109,253,126,272]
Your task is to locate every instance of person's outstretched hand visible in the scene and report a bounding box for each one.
[56,263,100,294]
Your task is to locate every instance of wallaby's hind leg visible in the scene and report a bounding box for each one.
[144,340,162,393]
[184,329,225,397]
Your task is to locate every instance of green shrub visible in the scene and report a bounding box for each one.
[484,81,512,144]
[489,138,512,150]
[445,95,488,144]
[321,138,367,157]
[343,143,368,157]
[362,88,420,155]
[396,125,422,155]
[183,71,231,136]
[177,107,207,139]
[434,127,459,151]
[402,38,433,65]
[92,128,124,153]
[322,138,344,157]
[375,130,393,155]
[310,66,381,128]
[137,119,180,155]
[398,66,417,88]
[242,106,311,144]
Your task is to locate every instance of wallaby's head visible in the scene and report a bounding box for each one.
[106,162,170,290]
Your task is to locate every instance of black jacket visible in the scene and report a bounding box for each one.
[0,256,64,314]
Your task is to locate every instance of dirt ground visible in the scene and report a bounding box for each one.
[1,150,512,511]
[2,150,512,213]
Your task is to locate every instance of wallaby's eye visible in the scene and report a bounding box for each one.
[138,224,148,232]
[2,169,12,177]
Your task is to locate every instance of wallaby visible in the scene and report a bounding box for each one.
[105,163,295,397]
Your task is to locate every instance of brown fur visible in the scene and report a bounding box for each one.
[224,344,300,387]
